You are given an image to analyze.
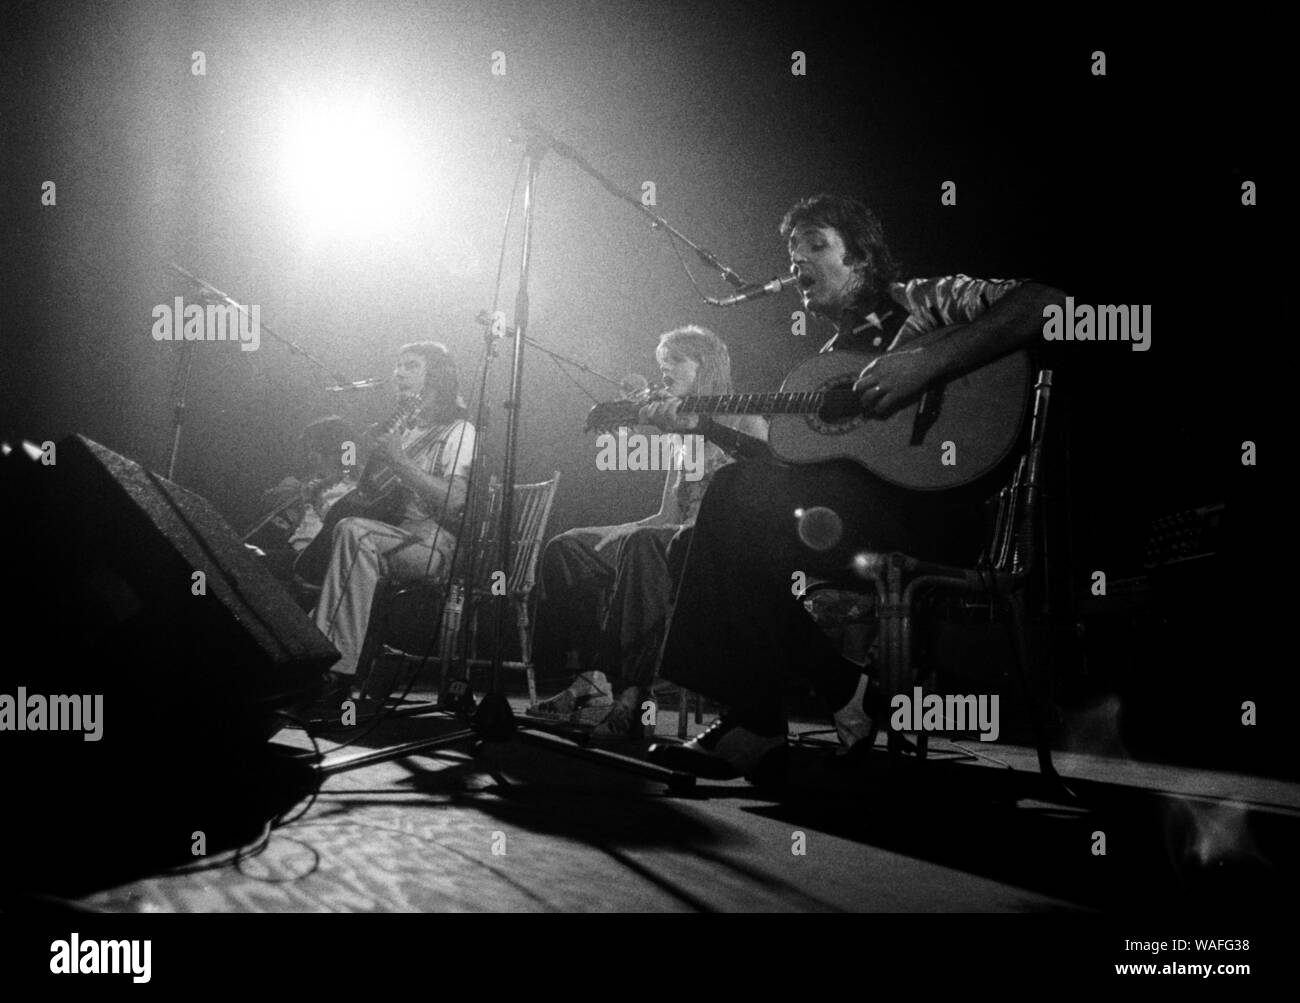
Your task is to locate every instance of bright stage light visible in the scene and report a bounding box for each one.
[279,96,424,237]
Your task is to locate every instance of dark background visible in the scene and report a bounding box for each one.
[0,2,1280,771]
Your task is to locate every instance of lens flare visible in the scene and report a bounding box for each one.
[852,551,883,576]
[795,505,843,551]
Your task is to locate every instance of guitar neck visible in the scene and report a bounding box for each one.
[677,391,827,416]
[361,421,451,486]
[674,327,965,417]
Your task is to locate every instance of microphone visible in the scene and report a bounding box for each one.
[618,374,669,399]
[707,274,797,307]
[325,378,385,392]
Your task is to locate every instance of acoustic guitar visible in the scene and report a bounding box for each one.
[585,325,1030,491]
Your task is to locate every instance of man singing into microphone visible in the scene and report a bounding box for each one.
[640,194,1064,781]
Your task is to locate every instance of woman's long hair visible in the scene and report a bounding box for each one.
[655,325,733,396]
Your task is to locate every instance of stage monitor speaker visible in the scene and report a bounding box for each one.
[4,433,338,701]
[1,434,339,891]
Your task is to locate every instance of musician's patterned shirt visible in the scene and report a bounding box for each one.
[821,274,1024,355]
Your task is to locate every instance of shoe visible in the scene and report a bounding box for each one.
[832,673,885,752]
[647,717,786,781]
[526,671,612,721]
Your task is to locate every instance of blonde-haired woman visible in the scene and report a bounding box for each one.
[529,325,768,736]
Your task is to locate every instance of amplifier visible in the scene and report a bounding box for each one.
[1143,502,1224,568]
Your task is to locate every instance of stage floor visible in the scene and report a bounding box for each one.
[45,691,1295,915]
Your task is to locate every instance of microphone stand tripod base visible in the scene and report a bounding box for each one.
[314,688,697,792]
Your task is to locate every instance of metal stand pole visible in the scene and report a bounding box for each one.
[165,341,196,481]
[469,132,543,738]
[310,121,695,791]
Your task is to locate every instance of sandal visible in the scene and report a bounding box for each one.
[526,671,612,720]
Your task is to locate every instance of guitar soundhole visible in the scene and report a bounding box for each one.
[809,380,863,433]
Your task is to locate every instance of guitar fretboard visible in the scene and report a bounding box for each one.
[677,389,856,415]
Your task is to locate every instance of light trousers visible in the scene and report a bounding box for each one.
[312,516,453,676]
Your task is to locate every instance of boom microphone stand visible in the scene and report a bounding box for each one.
[165,264,356,484]
[317,118,697,791]
[511,114,755,293]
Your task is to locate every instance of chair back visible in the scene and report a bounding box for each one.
[473,471,562,596]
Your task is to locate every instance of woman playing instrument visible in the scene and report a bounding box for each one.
[528,325,767,737]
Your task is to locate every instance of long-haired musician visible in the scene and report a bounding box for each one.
[528,325,767,736]
[308,341,476,704]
